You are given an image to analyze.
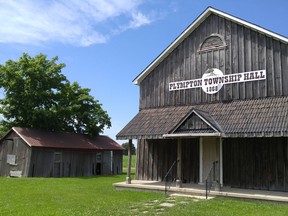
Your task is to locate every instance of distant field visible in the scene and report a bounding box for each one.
[0,165,288,215]
[122,154,136,174]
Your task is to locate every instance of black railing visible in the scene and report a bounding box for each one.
[164,160,177,195]
[205,161,218,199]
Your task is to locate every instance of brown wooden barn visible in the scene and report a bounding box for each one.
[117,7,288,192]
[0,127,123,177]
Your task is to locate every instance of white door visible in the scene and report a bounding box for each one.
[201,137,220,183]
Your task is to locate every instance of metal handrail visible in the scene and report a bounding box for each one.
[205,161,218,199]
[164,160,177,195]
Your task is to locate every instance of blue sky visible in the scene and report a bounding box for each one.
[0,0,287,143]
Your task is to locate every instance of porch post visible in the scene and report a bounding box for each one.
[219,137,223,186]
[176,139,182,188]
[199,137,203,184]
[126,139,132,184]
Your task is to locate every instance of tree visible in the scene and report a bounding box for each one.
[0,53,111,137]
[121,142,136,155]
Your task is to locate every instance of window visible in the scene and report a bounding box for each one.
[198,34,226,53]
[96,153,102,162]
[54,152,62,163]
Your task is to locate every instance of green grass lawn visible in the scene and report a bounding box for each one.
[0,157,288,215]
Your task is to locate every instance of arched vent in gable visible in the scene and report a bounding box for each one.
[198,34,227,53]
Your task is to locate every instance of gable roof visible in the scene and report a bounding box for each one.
[117,96,288,139]
[3,127,123,151]
[167,109,222,136]
[133,7,288,85]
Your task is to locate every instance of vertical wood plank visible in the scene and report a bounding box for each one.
[274,40,283,96]
[251,31,259,98]
[258,33,267,97]
[184,37,191,105]
[237,25,245,99]
[266,37,275,97]
[281,44,288,95]
[244,28,253,99]
[231,22,239,99]
[224,19,232,101]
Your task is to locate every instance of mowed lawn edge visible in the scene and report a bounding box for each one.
[0,156,287,215]
[0,175,164,216]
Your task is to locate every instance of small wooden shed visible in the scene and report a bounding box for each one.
[0,127,123,177]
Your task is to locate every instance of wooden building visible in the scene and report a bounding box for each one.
[117,7,288,192]
[0,127,123,177]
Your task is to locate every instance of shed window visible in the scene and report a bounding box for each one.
[54,152,62,163]
[96,153,102,162]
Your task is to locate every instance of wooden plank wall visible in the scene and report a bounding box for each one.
[102,151,112,175]
[112,151,123,174]
[29,148,115,177]
[0,138,31,177]
[0,131,123,177]
[139,14,288,109]
[136,138,199,183]
[223,137,288,191]
[181,139,199,183]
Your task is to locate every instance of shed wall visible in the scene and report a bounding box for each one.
[29,148,121,177]
[0,137,31,177]
[112,151,123,174]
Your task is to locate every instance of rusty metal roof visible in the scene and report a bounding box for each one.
[9,127,123,151]
[117,97,288,139]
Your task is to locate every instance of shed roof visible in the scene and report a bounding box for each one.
[133,7,288,85]
[5,127,123,151]
[117,97,288,139]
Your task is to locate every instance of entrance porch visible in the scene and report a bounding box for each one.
[114,180,288,203]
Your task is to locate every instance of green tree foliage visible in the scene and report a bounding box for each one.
[0,53,111,137]
[121,142,136,155]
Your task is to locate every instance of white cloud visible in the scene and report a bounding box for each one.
[125,11,151,30]
[0,0,155,47]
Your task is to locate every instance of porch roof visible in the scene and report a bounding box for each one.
[116,97,288,140]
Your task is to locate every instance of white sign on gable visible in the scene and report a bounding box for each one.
[169,69,266,94]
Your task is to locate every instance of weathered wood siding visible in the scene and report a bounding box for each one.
[0,131,123,177]
[0,136,31,177]
[136,138,199,183]
[139,14,288,109]
[29,148,120,177]
[29,148,97,177]
[223,137,288,191]
[102,151,112,175]
[112,151,123,174]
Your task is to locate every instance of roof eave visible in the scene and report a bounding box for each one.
[163,132,222,138]
[12,127,32,147]
[133,7,213,85]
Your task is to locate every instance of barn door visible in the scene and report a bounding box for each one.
[96,153,102,175]
[53,152,62,177]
